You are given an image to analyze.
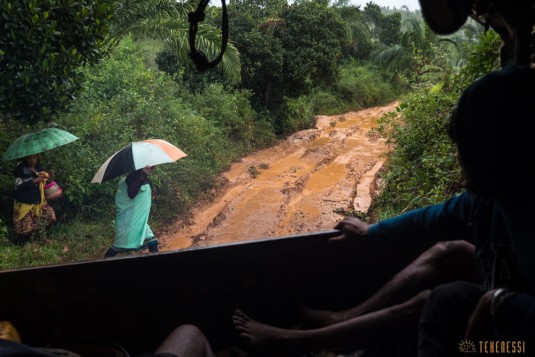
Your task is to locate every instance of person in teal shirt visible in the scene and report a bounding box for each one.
[105,166,159,257]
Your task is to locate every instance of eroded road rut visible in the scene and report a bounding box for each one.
[162,102,398,250]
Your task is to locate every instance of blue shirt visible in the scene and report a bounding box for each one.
[368,191,534,338]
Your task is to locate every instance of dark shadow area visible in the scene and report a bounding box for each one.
[0,230,429,354]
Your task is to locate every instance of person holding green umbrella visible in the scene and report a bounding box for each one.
[12,154,57,240]
[4,128,78,242]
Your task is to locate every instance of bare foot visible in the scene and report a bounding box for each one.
[232,310,306,357]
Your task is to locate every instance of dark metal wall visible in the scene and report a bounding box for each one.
[0,230,425,355]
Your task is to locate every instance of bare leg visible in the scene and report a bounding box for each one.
[155,324,215,357]
[301,240,478,326]
[234,290,429,357]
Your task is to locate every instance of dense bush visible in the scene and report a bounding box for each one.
[371,92,460,219]
[0,0,114,125]
[369,31,501,221]
[334,63,400,109]
[281,95,316,134]
[300,62,401,117]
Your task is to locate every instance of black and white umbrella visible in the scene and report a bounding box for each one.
[91,139,187,183]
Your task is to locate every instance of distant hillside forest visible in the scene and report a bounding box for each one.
[0,0,499,269]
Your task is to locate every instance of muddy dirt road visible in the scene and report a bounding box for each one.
[162,102,399,251]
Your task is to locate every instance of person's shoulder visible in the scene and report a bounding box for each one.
[471,65,535,93]
[498,65,535,77]
[440,191,479,215]
[481,65,534,78]
[450,191,479,204]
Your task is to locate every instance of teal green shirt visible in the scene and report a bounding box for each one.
[113,177,154,249]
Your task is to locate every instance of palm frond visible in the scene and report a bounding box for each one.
[371,44,413,73]
[111,0,194,38]
[132,20,240,82]
[109,0,241,82]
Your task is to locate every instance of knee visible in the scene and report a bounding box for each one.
[157,324,210,355]
[418,241,475,274]
[427,241,473,262]
[440,240,475,259]
[173,324,205,339]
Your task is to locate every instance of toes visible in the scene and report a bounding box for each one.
[233,309,248,319]
[234,321,247,332]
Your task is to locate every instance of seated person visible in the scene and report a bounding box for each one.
[232,65,535,356]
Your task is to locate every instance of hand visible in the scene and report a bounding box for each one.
[465,289,495,341]
[33,176,45,184]
[329,216,370,243]
[142,166,154,175]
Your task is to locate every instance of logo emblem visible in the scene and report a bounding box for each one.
[459,339,476,353]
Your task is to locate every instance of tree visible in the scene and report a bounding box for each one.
[281,1,348,94]
[229,0,348,117]
[380,11,401,45]
[363,2,401,46]
[332,2,373,59]
[371,16,460,86]
[111,0,241,83]
[0,0,115,125]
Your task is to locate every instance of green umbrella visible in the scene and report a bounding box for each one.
[3,128,79,161]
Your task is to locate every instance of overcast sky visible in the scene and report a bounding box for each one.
[211,0,422,11]
[350,0,421,10]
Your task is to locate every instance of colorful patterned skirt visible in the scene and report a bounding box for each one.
[13,201,56,236]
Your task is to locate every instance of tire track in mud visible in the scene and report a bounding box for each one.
[161,102,399,250]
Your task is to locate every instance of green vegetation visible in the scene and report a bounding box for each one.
[248,165,260,178]
[0,0,498,270]
[369,30,501,221]
[0,220,113,271]
[109,0,242,83]
[0,0,115,125]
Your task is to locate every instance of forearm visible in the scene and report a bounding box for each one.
[369,205,466,245]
